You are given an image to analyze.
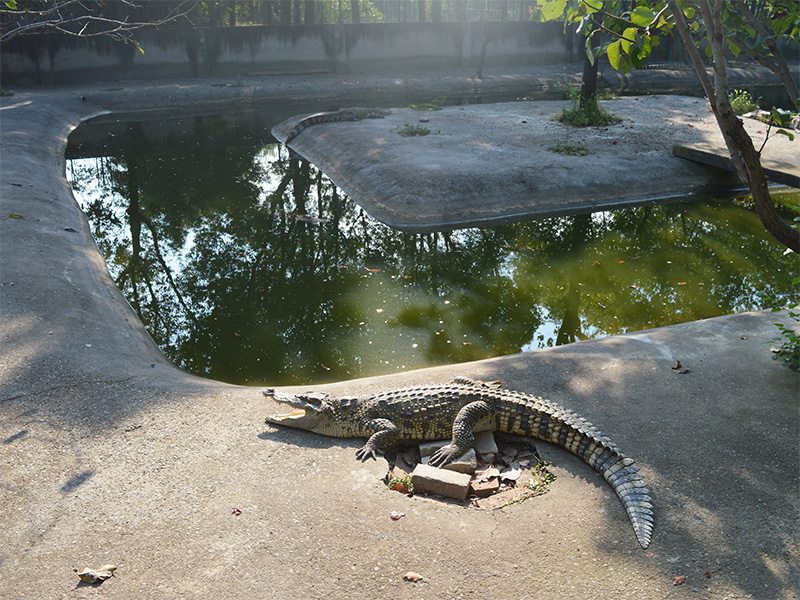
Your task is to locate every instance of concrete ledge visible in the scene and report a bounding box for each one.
[673,141,800,188]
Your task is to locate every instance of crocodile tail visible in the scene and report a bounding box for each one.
[284,112,328,144]
[524,399,654,548]
[284,120,310,144]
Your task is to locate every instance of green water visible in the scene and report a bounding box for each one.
[66,112,798,385]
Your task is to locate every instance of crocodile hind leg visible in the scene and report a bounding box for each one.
[428,400,494,467]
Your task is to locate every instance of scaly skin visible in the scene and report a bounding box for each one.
[284,107,391,144]
[264,377,654,548]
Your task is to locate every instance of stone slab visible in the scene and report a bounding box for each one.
[673,141,800,188]
[411,463,472,500]
[419,441,477,474]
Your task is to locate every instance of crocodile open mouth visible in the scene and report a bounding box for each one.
[271,409,307,421]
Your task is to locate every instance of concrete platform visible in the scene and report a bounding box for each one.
[273,95,798,231]
[1,69,798,600]
[673,141,800,188]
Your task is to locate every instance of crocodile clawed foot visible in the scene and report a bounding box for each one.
[355,445,382,461]
[428,444,460,467]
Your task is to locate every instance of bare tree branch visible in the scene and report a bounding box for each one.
[1,1,197,44]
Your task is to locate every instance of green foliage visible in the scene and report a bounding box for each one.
[547,141,594,156]
[536,0,799,79]
[537,0,672,72]
[729,89,760,115]
[394,123,433,137]
[556,87,620,127]
[387,474,414,492]
[763,277,800,371]
[409,97,446,111]
[527,463,556,496]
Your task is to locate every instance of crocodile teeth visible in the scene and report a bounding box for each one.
[272,410,307,420]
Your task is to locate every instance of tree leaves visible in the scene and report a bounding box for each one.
[538,0,567,21]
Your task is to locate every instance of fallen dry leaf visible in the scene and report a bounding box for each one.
[403,571,423,582]
[673,575,686,586]
[77,564,117,584]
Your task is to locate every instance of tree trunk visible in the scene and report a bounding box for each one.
[454,0,466,21]
[731,0,799,111]
[352,0,361,24]
[580,26,601,107]
[666,0,799,252]
[305,0,315,25]
[280,0,292,25]
[475,22,501,79]
[432,0,442,23]
[716,97,800,251]
[418,0,425,23]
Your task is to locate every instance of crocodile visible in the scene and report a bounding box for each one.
[264,377,654,548]
[283,107,392,144]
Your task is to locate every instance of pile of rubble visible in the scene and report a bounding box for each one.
[385,432,555,509]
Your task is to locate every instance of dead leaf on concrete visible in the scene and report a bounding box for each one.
[672,575,686,586]
[403,571,423,582]
[500,463,524,482]
[671,360,690,374]
[76,564,117,584]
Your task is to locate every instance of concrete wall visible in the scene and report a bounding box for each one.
[1,22,576,85]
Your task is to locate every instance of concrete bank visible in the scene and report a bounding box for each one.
[1,68,798,599]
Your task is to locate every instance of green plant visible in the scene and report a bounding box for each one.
[387,474,413,493]
[0,89,13,97]
[409,97,446,111]
[729,89,760,115]
[764,277,800,371]
[527,463,556,496]
[556,87,620,128]
[395,123,433,137]
[547,141,594,156]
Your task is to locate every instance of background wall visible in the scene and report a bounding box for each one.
[1,22,586,84]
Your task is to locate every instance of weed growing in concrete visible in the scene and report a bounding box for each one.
[557,87,620,127]
[764,276,800,371]
[527,463,556,496]
[547,142,594,156]
[729,89,760,115]
[387,474,414,493]
[409,97,446,111]
[395,123,435,137]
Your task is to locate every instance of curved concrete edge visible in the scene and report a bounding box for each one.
[1,72,798,599]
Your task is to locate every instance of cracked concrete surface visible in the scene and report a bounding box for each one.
[1,67,798,599]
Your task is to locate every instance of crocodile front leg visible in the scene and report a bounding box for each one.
[355,419,400,461]
[428,400,494,467]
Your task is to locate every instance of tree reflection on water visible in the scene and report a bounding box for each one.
[66,114,798,385]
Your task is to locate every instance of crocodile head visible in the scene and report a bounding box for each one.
[263,389,360,437]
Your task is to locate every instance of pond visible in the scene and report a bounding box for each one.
[66,108,799,386]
